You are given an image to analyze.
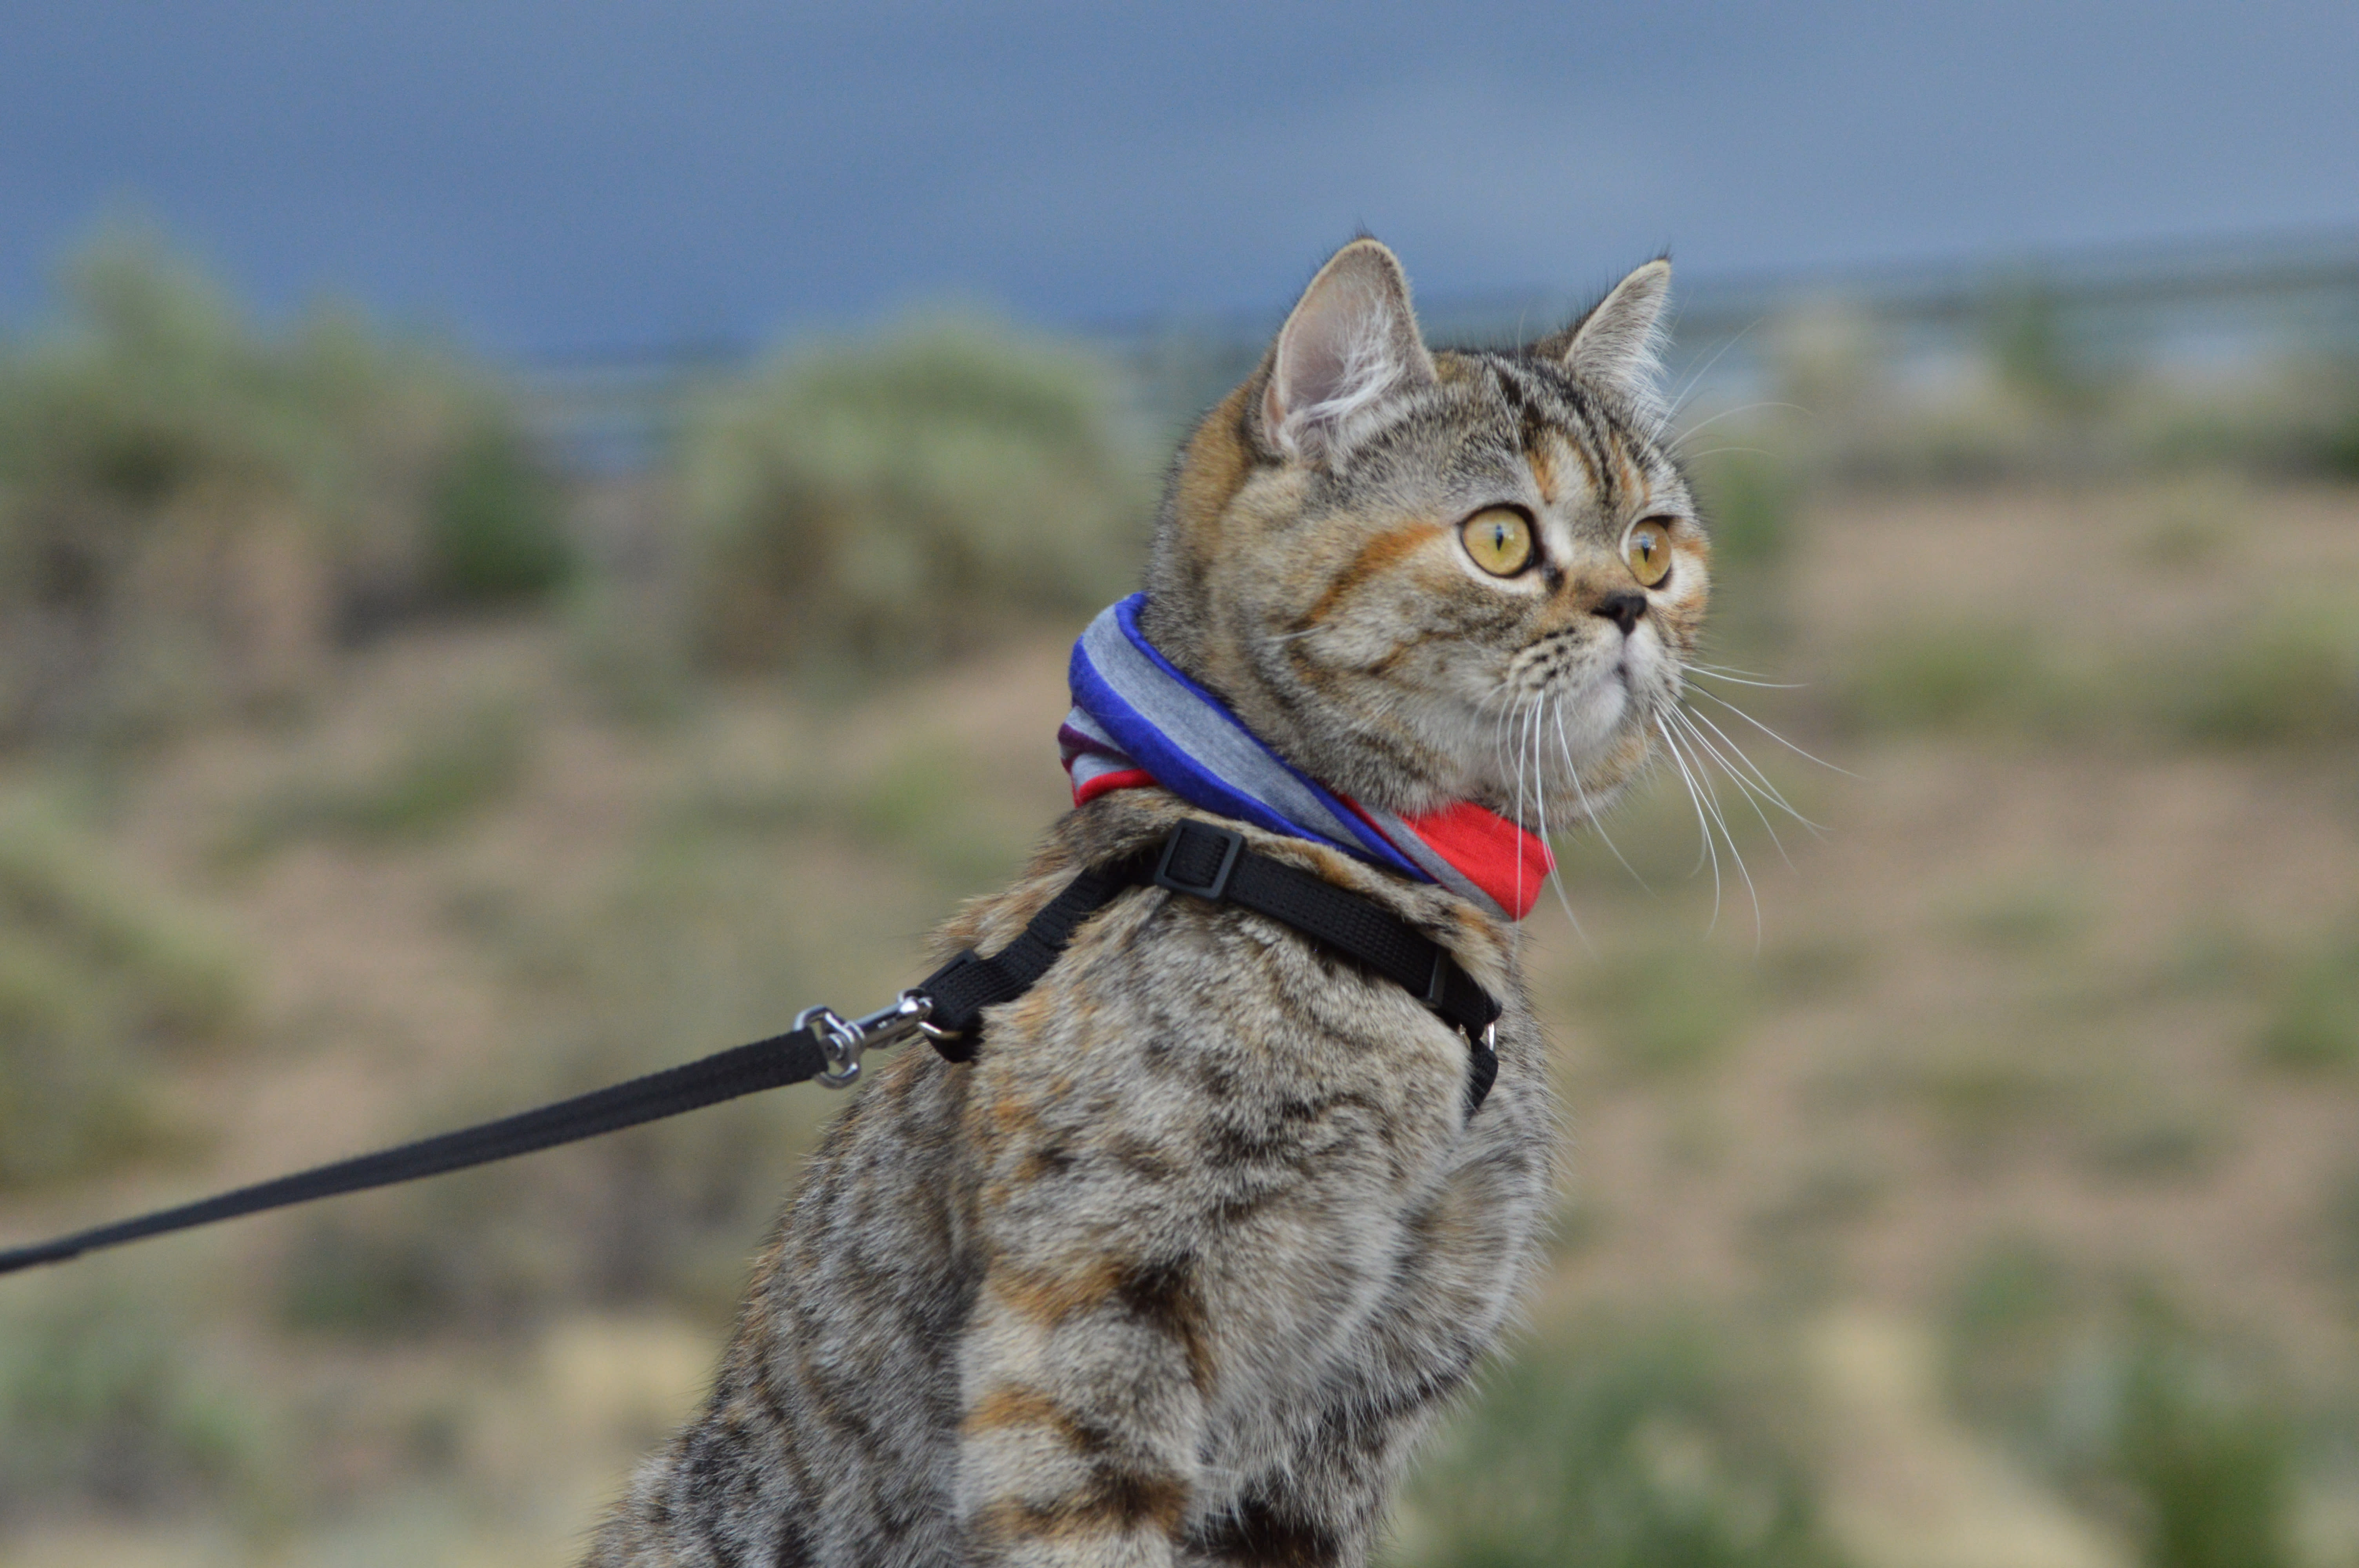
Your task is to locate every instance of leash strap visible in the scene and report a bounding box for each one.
[0,820,1501,1279]
[0,1027,831,1276]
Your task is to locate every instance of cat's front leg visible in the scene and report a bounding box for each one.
[952,1241,1208,1566]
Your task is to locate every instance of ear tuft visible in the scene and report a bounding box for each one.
[1545,258,1673,421]
[1261,239,1438,466]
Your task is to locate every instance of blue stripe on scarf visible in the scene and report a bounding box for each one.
[1067,595,1428,882]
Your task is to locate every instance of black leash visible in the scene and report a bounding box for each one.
[0,820,1500,1279]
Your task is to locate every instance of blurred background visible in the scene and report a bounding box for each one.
[2,3,2358,1564]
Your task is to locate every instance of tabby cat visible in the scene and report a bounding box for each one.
[587,238,1707,1566]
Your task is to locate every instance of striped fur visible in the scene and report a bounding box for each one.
[587,240,1705,1566]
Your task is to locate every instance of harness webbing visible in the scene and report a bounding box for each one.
[0,820,1501,1279]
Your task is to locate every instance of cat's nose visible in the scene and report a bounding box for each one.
[1594,592,1645,636]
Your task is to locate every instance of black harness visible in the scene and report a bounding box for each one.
[0,819,1502,1278]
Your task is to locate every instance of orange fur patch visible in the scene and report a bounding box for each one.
[1303,520,1443,627]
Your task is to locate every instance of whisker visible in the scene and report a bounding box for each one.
[1661,715,1761,945]
[1556,701,1653,895]
[1667,706,1794,871]
[1668,399,1808,449]
[1688,687,1857,777]
[1512,698,1532,929]
[1682,704,1824,833]
[1649,320,1763,444]
[1686,667,1808,691]
[1653,713,1721,927]
[1534,695,1592,948]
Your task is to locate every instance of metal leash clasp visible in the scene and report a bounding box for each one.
[793,990,940,1089]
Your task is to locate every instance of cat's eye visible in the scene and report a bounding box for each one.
[1625,518,1675,587]
[1460,508,1534,577]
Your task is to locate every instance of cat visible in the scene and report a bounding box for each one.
[586,237,1707,1567]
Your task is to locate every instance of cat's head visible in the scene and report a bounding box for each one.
[1141,238,1707,828]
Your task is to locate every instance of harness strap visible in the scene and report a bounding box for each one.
[0,819,1503,1279]
[922,819,1502,1111]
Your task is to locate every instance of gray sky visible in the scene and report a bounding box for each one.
[4,1,2355,356]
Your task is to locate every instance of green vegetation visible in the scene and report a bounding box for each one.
[231,696,536,853]
[1834,622,2081,737]
[0,802,245,1186]
[429,419,572,602]
[1692,450,1796,575]
[1826,607,2359,749]
[678,318,1148,675]
[1570,951,1758,1078]
[0,228,570,742]
[0,1287,272,1520]
[2255,924,2359,1072]
[2163,608,2359,748]
[1390,1316,1845,1568]
[1943,1243,2302,1568]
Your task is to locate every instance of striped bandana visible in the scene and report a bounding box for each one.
[1060,594,1554,922]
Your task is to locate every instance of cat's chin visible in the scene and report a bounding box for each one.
[1554,670,1634,755]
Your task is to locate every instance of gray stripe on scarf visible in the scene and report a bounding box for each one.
[1080,608,1370,852]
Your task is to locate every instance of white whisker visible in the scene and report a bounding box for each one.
[1649,321,1763,445]
[1668,706,1794,872]
[1556,701,1652,895]
[1668,399,1807,450]
[1688,687,1856,777]
[1534,694,1591,946]
[1653,713,1721,927]
[1682,704,1823,833]
[1660,715,1760,945]
[1686,667,1808,691]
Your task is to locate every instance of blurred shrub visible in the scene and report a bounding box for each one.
[1834,622,2077,736]
[0,803,246,1186]
[2254,925,2359,1072]
[229,695,535,855]
[1830,608,2359,748]
[1985,282,2106,416]
[2113,1335,2297,1568]
[275,801,861,1334]
[1389,1316,1844,1568]
[0,1288,271,1522]
[0,225,571,742]
[678,318,1147,674]
[2160,608,2359,748]
[429,418,572,602]
[1569,950,1757,1078]
[1943,1242,2300,1568]
[1692,450,1795,575]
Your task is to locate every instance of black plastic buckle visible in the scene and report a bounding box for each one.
[1152,822,1245,902]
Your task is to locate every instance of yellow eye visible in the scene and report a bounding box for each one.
[1460,508,1534,577]
[1625,518,1675,587]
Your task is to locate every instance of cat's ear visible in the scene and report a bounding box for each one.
[1542,258,1672,417]
[1260,238,1438,466]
